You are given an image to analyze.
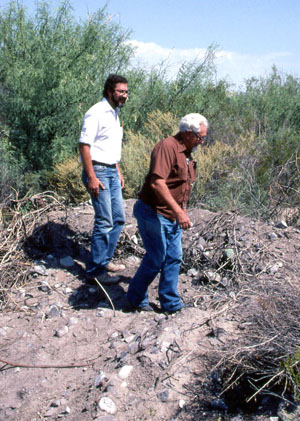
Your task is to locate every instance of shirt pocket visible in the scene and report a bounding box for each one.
[176,165,188,181]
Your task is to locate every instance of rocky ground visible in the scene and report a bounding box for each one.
[1,199,300,421]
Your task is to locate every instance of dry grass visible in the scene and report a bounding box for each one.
[0,192,65,309]
[181,208,300,410]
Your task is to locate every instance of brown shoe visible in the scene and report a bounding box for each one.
[105,262,126,272]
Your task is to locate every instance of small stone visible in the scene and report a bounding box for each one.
[0,328,7,337]
[118,365,133,379]
[187,268,198,277]
[45,407,56,417]
[268,232,278,240]
[124,334,135,343]
[65,287,73,294]
[51,400,60,408]
[128,342,139,354]
[268,264,280,274]
[39,281,51,292]
[179,399,185,408]
[275,220,288,229]
[210,398,228,411]
[55,326,69,338]
[197,236,206,250]
[46,305,61,318]
[97,311,105,317]
[67,317,78,327]
[157,389,169,402]
[94,371,106,387]
[32,264,48,276]
[60,256,74,268]
[98,397,117,415]
[223,248,234,259]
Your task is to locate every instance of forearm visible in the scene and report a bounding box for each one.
[79,143,104,195]
[150,176,190,227]
[79,143,96,179]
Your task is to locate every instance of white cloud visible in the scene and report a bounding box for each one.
[126,40,299,89]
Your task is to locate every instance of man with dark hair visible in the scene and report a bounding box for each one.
[79,74,129,285]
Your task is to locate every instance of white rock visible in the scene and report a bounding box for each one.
[124,334,135,343]
[67,317,78,327]
[118,365,133,379]
[179,399,186,408]
[55,326,69,338]
[275,220,288,229]
[98,397,117,415]
[0,327,7,336]
[160,341,170,352]
[64,406,71,414]
[33,264,48,276]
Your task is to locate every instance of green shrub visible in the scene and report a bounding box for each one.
[121,110,179,198]
[48,156,88,204]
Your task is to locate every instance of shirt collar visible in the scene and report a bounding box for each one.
[174,133,188,153]
[101,97,119,116]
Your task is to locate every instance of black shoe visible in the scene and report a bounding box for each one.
[123,301,154,313]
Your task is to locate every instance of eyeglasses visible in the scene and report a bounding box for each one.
[114,89,129,95]
[193,132,206,142]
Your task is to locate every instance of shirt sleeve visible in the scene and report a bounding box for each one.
[78,109,99,145]
[150,140,176,180]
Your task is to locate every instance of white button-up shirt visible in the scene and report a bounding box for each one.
[79,98,123,165]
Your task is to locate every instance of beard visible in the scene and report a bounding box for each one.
[112,94,127,109]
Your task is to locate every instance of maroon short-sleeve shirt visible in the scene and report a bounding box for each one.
[139,135,197,220]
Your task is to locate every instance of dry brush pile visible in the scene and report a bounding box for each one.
[0,192,65,310]
[180,208,300,413]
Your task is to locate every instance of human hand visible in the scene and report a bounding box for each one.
[88,176,104,197]
[176,210,192,230]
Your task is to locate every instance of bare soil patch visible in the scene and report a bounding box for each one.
[1,199,300,421]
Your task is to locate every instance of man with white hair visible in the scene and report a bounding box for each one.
[126,113,208,313]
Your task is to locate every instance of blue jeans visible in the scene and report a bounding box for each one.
[82,165,125,276]
[127,200,183,312]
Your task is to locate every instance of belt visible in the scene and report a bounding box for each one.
[92,160,116,168]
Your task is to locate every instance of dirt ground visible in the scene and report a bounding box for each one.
[1,199,300,421]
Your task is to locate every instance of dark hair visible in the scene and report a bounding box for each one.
[103,74,128,98]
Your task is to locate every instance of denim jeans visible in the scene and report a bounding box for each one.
[82,165,125,276]
[127,200,183,312]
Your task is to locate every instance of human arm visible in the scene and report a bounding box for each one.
[79,143,105,197]
[149,175,192,230]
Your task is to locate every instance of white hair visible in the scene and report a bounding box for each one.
[179,113,208,133]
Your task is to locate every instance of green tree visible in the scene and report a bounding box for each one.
[0,0,133,171]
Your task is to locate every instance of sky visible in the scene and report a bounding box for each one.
[3,0,300,89]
